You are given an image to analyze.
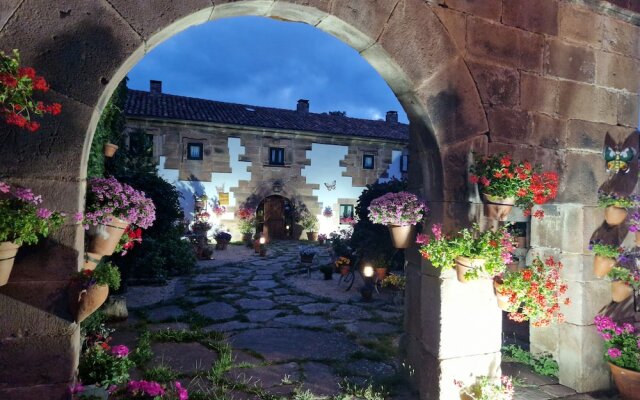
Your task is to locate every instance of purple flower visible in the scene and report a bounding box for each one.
[128,380,165,397]
[431,223,442,241]
[36,208,53,219]
[174,381,188,400]
[110,344,129,358]
[74,212,84,223]
[416,233,429,245]
[0,181,9,193]
[608,348,622,358]
[69,382,84,394]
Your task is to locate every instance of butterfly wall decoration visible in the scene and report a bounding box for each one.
[603,146,636,174]
[324,180,336,191]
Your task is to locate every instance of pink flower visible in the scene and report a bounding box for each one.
[415,233,429,245]
[128,380,165,397]
[74,212,84,222]
[608,348,622,358]
[431,223,442,241]
[0,181,9,193]
[69,382,84,394]
[36,208,53,219]
[174,381,188,400]
[110,344,129,358]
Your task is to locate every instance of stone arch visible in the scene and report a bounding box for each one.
[0,1,490,398]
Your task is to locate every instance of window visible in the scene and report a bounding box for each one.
[187,143,203,160]
[363,154,374,169]
[400,155,409,172]
[269,147,285,165]
[340,204,354,224]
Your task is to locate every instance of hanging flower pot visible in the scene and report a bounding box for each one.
[306,231,318,242]
[604,206,628,226]
[0,242,20,286]
[609,362,640,399]
[69,283,110,323]
[103,143,119,158]
[454,256,486,283]
[483,194,515,221]
[83,252,103,271]
[88,216,129,256]
[593,255,616,278]
[611,281,633,303]
[387,225,416,249]
[493,278,510,311]
[375,267,387,281]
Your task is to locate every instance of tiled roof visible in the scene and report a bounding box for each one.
[125,90,409,141]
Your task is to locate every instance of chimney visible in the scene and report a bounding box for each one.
[297,99,309,113]
[150,80,162,94]
[386,111,398,124]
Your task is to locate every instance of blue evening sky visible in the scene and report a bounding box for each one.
[127,16,408,123]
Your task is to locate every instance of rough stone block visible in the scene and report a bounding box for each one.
[545,38,595,83]
[431,6,466,51]
[566,119,633,152]
[268,0,331,26]
[558,324,611,392]
[404,264,422,336]
[556,152,609,205]
[0,383,72,400]
[502,0,558,35]
[558,205,586,254]
[557,81,617,124]
[0,293,77,338]
[557,4,603,47]
[467,17,544,72]
[530,324,559,357]
[602,15,640,59]
[487,107,532,144]
[442,0,501,20]
[617,92,640,127]
[531,113,567,150]
[0,0,20,30]
[520,72,558,115]
[530,205,562,250]
[562,280,611,326]
[595,50,640,92]
[440,135,487,203]
[467,61,520,107]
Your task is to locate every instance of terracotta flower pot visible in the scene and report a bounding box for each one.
[306,232,318,241]
[70,283,109,323]
[483,194,515,221]
[455,256,486,283]
[375,267,387,281]
[515,236,526,249]
[507,261,520,272]
[0,242,20,286]
[609,362,640,400]
[636,232,640,247]
[611,281,633,303]
[604,206,628,226]
[340,266,350,276]
[300,254,315,263]
[83,252,103,271]
[387,224,416,249]
[593,255,616,278]
[88,216,129,256]
[318,238,325,245]
[103,142,119,157]
[493,279,510,310]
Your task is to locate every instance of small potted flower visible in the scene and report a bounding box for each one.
[335,256,351,276]
[322,206,333,218]
[381,274,406,291]
[214,230,232,250]
[598,190,635,226]
[0,181,65,286]
[320,264,334,280]
[191,220,212,235]
[236,206,256,245]
[589,240,622,278]
[494,256,569,327]
[69,261,121,323]
[301,213,319,241]
[317,233,327,245]
[594,315,640,398]
[469,153,558,220]
[608,264,640,303]
[368,191,427,248]
[455,375,514,400]
[417,223,515,282]
[371,253,391,281]
[82,177,156,257]
[628,198,640,246]
[78,342,134,396]
[299,245,317,263]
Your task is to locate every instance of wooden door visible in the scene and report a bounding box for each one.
[263,197,286,240]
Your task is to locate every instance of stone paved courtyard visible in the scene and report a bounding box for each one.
[109,242,621,399]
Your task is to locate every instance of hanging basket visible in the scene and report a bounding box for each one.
[69,283,109,323]
[387,224,416,249]
[609,362,640,399]
[604,206,628,226]
[0,242,20,287]
[454,256,486,283]
[306,232,318,242]
[593,255,616,278]
[611,281,633,303]
[83,252,103,271]
[103,143,119,158]
[482,194,515,221]
[87,216,128,256]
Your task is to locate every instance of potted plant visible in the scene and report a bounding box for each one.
[381,274,406,291]
[455,375,514,400]
[69,262,121,323]
[301,213,319,241]
[191,220,212,235]
[0,181,65,286]
[214,230,231,250]
[299,245,317,263]
[372,253,390,280]
[628,201,640,246]
[0,49,62,132]
[318,233,327,245]
[320,264,334,280]
[608,265,640,303]
[368,191,427,248]
[594,315,640,398]
[78,342,134,396]
[598,190,634,226]
[469,153,558,221]
[589,240,622,278]
[82,177,156,256]
[335,256,351,276]
[494,256,569,327]
[322,206,333,218]
[508,225,526,249]
[417,223,515,283]
[236,206,256,246]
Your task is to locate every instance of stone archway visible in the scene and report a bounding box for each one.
[2,0,637,398]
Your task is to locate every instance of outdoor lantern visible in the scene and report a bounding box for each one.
[363,265,374,278]
[259,237,266,245]
[272,180,282,193]
[361,264,374,302]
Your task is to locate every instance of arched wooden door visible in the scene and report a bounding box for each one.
[263,196,286,240]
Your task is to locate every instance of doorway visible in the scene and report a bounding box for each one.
[259,195,289,240]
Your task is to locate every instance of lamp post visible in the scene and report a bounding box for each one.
[259,236,267,257]
[361,265,374,302]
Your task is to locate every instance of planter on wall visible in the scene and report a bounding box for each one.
[387,224,415,249]
[103,143,119,158]
[0,242,20,286]
[483,194,515,221]
[306,232,318,241]
[69,283,109,323]
[493,278,510,311]
[83,252,103,270]
[604,206,628,226]
[454,256,486,283]
[609,362,640,399]
[593,255,616,278]
[88,216,128,256]
[636,232,640,247]
[611,281,633,303]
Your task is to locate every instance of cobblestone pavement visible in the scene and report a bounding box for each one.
[111,242,620,399]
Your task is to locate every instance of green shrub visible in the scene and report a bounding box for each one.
[502,344,558,377]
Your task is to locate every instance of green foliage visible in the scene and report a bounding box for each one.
[608,266,640,289]
[590,242,621,258]
[143,364,179,383]
[92,261,121,290]
[130,331,153,367]
[597,190,636,208]
[300,213,318,231]
[502,344,559,378]
[78,345,134,387]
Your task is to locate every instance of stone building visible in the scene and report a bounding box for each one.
[124,81,409,239]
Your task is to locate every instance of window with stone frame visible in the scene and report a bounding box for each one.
[269,147,285,165]
[187,143,203,160]
[363,154,375,169]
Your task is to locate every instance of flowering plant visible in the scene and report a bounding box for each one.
[417,223,515,280]
[301,213,318,231]
[335,256,350,268]
[299,245,318,257]
[368,191,427,226]
[594,315,640,371]
[114,226,142,256]
[318,234,327,241]
[115,380,188,399]
[340,216,355,225]
[236,206,256,235]
[455,375,514,400]
[78,343,134,387]
[0,49,62,132]
[212,203,226,217]
[589,240,622,259]
[381,274,406,290]
[322,206,333,218]
[191,220,211,234]
[73,263,121,290]
[469,153,558,217]
[496,256,569,327]
[0,181,65,245]
[597,190,635,208]
[83,177,156,229]
[214,230,231,242]
[629,207,640,234]
[608,266,640,289]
